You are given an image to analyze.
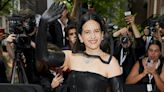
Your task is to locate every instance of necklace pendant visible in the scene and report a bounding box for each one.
[85,58,90,64]
[84,57,91,64]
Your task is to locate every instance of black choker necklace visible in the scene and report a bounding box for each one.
[82,52,109,64]
[83,52,100,58]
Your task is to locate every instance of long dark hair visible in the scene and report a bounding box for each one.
[147,40,162,51]
[145,40,162,59]
[72,12,113,55]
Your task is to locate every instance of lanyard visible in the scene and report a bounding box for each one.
[146,36,152,50]
[120,48,127,66]
[147,59,160,83]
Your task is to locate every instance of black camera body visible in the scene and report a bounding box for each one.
[147,19,158,35]
[8,15,36,49]
[108,23,119,31]
[8,15,24,34]
[14,34,31,49]
[120,36,130,44]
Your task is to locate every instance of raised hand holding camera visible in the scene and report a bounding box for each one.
[6,34,16,43]
[125,15,135,25]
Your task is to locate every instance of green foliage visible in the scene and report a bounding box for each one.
[54,0,73,14]
[92,0,128,28]
[54,0,129,28]
[0,0,12,16]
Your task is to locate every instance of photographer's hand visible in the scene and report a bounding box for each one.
[126,15,141,38]
[6,34,16,43]
[113,27,128,37]
[5,34,16,60]
[154,29,163,42]
[125,15,135,25]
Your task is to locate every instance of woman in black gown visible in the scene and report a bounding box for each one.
[36,2,124,92]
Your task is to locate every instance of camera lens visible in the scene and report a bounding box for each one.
[121,36,129,44]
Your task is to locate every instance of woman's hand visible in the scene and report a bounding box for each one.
[41,2,65,22]
[146,62,157,76]
[51,74,64,89]
[142,58,149,76]
[5,34,16,43]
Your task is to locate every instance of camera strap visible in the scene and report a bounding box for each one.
[120,48,127,66]
[145,36,152,50]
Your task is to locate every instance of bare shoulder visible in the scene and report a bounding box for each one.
[62,50,73,62]
[111,56,119,63]
[108,56,119,66]
[107,56,122,78]
[61,50,72,70]
[63,50,72,55]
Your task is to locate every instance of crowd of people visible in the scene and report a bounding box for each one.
[0,1,164,92]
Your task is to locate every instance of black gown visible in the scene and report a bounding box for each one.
[64,70,110,92]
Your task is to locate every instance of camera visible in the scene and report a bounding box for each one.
[124,11,131,16]
[8,15,24,34]
[14,34,31,49]
[8,15,36,49]
[107,23,119,31]
[147,19,158,35]
[147,58,153,67]
[120,36,130,44]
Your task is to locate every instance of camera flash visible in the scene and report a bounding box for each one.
[124,11,131,16]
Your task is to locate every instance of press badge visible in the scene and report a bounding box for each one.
[147,84,153,92]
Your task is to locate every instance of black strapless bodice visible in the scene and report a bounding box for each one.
[63,70,110,92]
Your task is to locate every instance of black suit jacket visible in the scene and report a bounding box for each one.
[48,19,65,48]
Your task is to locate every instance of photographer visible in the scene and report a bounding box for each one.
[3,12,38,84]
[113,15,145,82]
[157,14,164,57]
[143,15,164,58]
[142,26,154,52]
[142,18,161,53]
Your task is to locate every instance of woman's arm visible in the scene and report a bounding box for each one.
[152,64,164,92]
[113,27,128,37]
[129,16,141,38]
[125,61,147,84]
[36,2,66,67]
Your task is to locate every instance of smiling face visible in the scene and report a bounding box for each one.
[79,20,103,51]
